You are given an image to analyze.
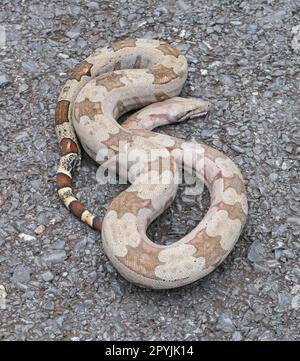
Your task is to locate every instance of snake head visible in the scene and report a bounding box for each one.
[169,97,211,122]
[123,97,211,130]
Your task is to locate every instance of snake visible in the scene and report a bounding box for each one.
[55,38,248,289]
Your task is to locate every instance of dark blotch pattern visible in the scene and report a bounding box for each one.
[60,138,79,155]
[56,173,72,188]
[55,100,70,125]
[92,216,102,231]
[70,61,93,81]
[69,200,86,219]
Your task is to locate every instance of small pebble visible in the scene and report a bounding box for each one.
[34,225,46,235]
[0,285,7,310]
[18,233,36,242]
[41,271,54,282]
[12,265,30,285]
[0,74,11,88]
[66,27,81,39]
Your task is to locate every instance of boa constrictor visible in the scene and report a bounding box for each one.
[55,38,248,289]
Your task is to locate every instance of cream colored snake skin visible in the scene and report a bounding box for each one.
[55,38,248,289]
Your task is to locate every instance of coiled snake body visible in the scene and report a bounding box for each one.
[55,39,247,289]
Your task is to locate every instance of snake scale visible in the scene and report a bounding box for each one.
[55,38,248,289]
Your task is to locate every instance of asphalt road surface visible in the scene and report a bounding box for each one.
[0,0,299,340]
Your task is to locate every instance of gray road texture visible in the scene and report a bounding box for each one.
[0,0,299,341]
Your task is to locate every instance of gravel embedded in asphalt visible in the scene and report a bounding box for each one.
[0,0,299,341]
